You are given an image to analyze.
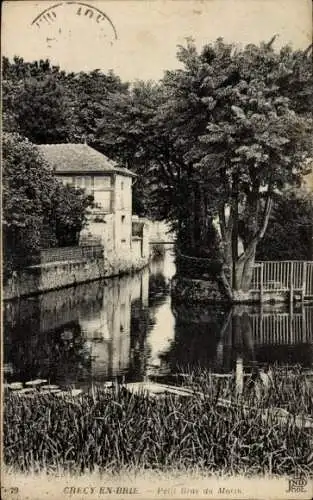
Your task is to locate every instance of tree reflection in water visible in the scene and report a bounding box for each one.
[4,315,91,385]
[165,303,313,376]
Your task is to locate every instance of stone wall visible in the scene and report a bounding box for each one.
[4,253,149,301]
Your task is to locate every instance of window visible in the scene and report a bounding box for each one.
[93,176,111,190]
[74,176,85,189]
[94,191,111,212]
[121,215,125,223]
[84,176,93,193]
[60,176,73,187]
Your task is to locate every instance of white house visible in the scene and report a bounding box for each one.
[37,143,149,260]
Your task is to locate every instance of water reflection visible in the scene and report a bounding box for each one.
[3,252,174,386]
[3,249,313,388]
[166,304,313,374]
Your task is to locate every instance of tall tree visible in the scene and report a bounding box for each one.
[95,80,167,218]
[12,75,73,143]
[2,56,70,139]
[66,69,129,145]
[95,38,313,295]
[188,39,312,292]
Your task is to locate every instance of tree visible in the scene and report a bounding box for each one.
[256,188,313,261]
[3,133,93,278]
[2,56,129,145]
[53,184,94,247]
[95,39,312,296]
[188,38,313,292]
[95,80,167,218]
[6,75,73,143]
[2,57,72,140]
[66,69,129,145]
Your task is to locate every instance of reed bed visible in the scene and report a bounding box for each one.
[3,367,313,476]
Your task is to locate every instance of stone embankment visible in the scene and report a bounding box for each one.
[3,253,149,300]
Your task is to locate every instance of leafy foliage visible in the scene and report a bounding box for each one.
[3,133,93,277]
[95,38,312,291]
[2,56,128,145]
[256,189,313,261]
[2,57,72,141]
[95,39,312,273]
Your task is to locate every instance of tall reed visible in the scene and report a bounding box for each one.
[4,367,313,476]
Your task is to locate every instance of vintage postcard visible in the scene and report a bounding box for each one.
[1,0,313,499]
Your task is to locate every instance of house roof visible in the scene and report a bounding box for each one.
[37,143,136,177]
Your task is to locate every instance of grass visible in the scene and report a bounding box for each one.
[3,367,313,477]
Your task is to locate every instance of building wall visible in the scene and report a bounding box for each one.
[131,238,142,259]
[58,174,114,213]
[113,174,132,253]
[142,221,150,258]
[61,172,134,255]
[84,214,115,254]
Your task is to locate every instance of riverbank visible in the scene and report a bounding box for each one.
[3,367,313,477]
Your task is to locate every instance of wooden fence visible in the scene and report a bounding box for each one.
[251,261,313,302]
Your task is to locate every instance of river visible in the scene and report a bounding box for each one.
[3,248,313,387]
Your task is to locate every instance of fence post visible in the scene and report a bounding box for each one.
[235,356,244,399]
[260,263,264,303]
[302,262,307,302]
[290,261,294,307]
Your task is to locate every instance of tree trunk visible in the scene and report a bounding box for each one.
[232,192,239,290]
[233,195,273,294]
[234,240,257,292]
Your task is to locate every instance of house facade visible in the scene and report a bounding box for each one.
[37,143,149,260]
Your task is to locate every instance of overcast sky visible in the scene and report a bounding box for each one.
[2,0,312,82]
